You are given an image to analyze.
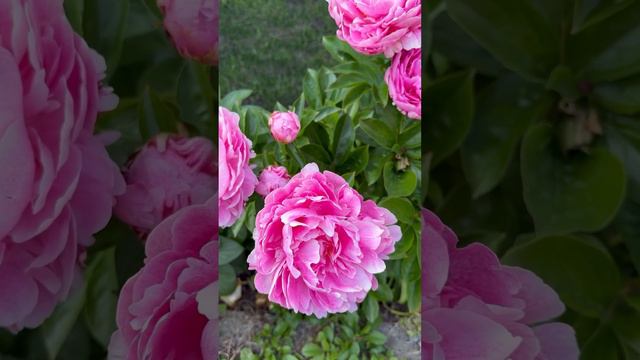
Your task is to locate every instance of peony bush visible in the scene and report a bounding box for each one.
[220,16,421,356]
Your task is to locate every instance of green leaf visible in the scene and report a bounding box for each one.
[424,71,474,165]
[313,107,342,124]
[431,12,504,76]
[521,123,626,234]
[64,0,85,34]
[569,1,640,82]
[141,0,162,18]
[594,75,640,115]
[322,36,367,64]
[581,326,621,360]
[604,117,640,202]
[365,148,391,185]
[83,248,118,349]
[303,69,324,109]
[301,343,323,357]
[342,84,369,108]
[546,65,579,98]
[339,171,354,186]
[287,143,307,170]
[367,331,387,346]
[83,0,129,78]
[362,295,380,323]
[461,75,548,197]
[219,264,237,296]
[177,61,215,135]
[573,0,635,32]
[338,145,369,174]
[240,348,259,360]
[304,122,331,151]
[300,144,332,166]
[40,283,86,359]
[407,279,421,312]
[138,87,179,139]
[383,162,417,197]
[329,74,368,91]
[373,277,394,302]
[389,228,415,260]
[446,0,562,81]
[611,200,640,273]
[221,89,253,110]
[502,235,622,317]
[379,197,416,224]
[359,118,396,149]
[332,114,355,162]
[219,237,244,265]
[612,302,640,355]
[398,122,421,149]
[108,219,144,287]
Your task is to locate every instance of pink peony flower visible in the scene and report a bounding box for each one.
[115,134,216,235]
[327,0,421,57]
[108,199,217,360]
[248,163,401,317]
[157,0,218,65]
[219,107,257,227]
[0,0,124,331]
[256,165,290,196]
[385,48,421,119]
[422,209,579,359]
[268,111,301,144]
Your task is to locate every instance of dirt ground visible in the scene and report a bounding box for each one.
[218,308,421,360]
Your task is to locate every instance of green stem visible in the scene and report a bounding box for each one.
[286,143,306,169]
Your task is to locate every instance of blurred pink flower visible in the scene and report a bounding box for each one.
[256,165,290,196]
[422,209,579,359]
[328,0,421,57]
[248,163,401,317]
[108,199,217,360]
[0,0,124,331]
[268,111,300,144]
[115,134,216,235]
[219,107,257,227]
[157,0,218,65]
[385,48,421,119]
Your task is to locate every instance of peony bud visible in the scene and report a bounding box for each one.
[268,111,300,144]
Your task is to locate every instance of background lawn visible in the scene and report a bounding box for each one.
[219,0,336,108]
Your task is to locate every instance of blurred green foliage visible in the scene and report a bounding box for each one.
[426,0,640,358]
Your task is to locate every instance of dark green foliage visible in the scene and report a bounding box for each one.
[427,0,640,356]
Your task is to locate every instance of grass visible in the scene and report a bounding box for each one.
[219,0,336,108]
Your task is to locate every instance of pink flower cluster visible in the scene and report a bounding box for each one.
[327,0,421,119]
[248,163,401,317]
[219,107,257,227]
[0,0,124,331]
[109,199,217,359]
[328,0,421,57]
[115,134,216,235]
[423,209,579,359]
[256,165,290,196]
[385,48,421,119]
[157,0,218,65]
